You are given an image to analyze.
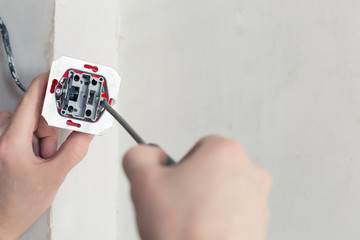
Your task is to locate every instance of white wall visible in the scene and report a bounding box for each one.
[118,0,360,239]
[0,1,55,239]
[3,0,360,239]
[50,0,122,239]
[0,0,54,110]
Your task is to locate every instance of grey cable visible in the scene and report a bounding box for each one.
[0,16,27,92]
[0,16,175,165]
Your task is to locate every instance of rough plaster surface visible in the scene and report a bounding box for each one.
[2,0,360,239]
[0,0,54,111]
[118,0,360,239]
[50,0,122,239]
[0,1,54,239]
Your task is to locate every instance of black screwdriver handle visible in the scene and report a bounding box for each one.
[164,155,177,166]
[147,143,177,166]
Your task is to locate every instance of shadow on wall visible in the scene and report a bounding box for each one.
[0,0,55,239]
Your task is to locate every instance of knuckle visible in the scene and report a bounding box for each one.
[216,139,246,159]
[64,144,89,168]
[263,170,273,188]
[134,170,153,187]
[123,146,141,167]
[18,94,33,110]
[130,171,158,200]
[31,74,45,86]
[73,145,88,160]
[0,110,11,120]
[37,72,49,81]
[72,135,92,159]
[0,138,12,162]
[199,135,245,155]
[197,135,248,166]
[257,167,273,191]
[125,145,141,156]
[62,148,87,172]
[200,135,245,155]
[197,134,226,145]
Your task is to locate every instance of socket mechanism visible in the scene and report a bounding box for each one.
[51,69,109,122]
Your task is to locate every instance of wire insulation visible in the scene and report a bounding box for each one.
[0,16,27,92]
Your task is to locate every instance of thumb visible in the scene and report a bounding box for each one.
[123,145,167,183]
[51,131,94,175]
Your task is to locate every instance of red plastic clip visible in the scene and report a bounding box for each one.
[84,64,99,73]
[50,79,58,94]
[66,120,81,128]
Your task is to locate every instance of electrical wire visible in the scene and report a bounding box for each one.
[0,16,176,165]
[0,16,27,92]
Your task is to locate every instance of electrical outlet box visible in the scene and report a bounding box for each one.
[53,69,107,122]
[42,56,121,135]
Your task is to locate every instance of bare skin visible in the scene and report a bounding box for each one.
[123,136,272,240]
[0,74,272,239]
[0,74,93,239]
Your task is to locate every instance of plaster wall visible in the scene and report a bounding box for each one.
[118,0,360,239]
[0,1,55,239]
[50,0,122,239]
[2,0,360,239]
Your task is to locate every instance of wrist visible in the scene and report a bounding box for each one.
[0,228,19,240]
[0,200,29,240]
[0,214,21,240]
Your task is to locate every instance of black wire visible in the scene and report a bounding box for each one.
[0,16,27,92]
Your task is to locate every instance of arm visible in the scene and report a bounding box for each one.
[123,136,272,240]
[0,73,94,239]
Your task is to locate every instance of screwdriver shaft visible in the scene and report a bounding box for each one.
[101,101,146,144]
[101,100,177,166]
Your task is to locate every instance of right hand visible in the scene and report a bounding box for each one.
[123,135,272,240]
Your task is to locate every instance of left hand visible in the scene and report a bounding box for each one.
[0,73,94,239]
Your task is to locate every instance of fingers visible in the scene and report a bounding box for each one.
[0,111,12,135]
[0,111,11,126]
[187,135,272,196]
[32,134,40,157]
[123,145,168,183]
[179,135,245,164]
[50,131,94,175]
[254,166,273,198]
[35,117,58,159]
[179,135,273,194]
[7,73,49,142]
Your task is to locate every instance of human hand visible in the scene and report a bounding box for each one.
[123,136,272,240]
[0,73,94,239]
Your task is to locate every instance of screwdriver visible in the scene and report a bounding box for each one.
[100,100,176,166]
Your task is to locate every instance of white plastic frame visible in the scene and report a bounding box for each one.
[42,56,121,135]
